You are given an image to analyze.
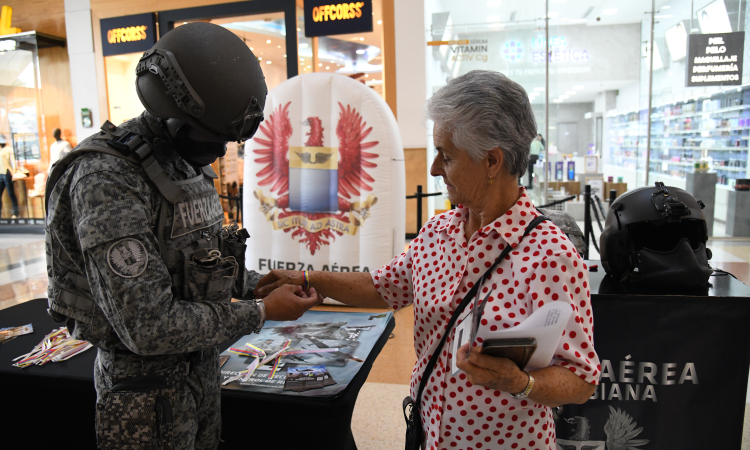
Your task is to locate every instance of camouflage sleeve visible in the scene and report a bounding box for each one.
[71,166,262,355]
[234,270,264,300]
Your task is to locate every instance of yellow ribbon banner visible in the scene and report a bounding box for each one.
[272,214,359,236]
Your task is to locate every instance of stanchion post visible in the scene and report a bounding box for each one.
[238,185,243,224]
[584,185,591,260]
[416,185,423,232]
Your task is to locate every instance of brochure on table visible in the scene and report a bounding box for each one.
[220,310,392,397]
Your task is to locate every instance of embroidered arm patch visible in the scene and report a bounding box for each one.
[107,238,149,278]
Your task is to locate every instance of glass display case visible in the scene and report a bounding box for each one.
[0,31,65,224]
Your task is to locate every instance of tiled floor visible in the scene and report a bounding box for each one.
[3,230,750,448]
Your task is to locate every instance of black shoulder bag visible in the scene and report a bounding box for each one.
[402,215,548,450]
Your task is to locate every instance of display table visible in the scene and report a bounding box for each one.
[0,299,395,448]
[727,190,750,236]
[557,263,750,449]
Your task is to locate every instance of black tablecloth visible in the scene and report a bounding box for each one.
[0,299,394,448]
[555,262,750,449]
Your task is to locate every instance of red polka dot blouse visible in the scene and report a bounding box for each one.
[371,189,601,450]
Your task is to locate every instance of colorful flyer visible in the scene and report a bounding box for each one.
[284,365,336,392]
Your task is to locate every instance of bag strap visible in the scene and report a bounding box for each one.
[45,120,196,216]
[413,214,549,409]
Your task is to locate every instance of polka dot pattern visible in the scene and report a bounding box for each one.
[371,189,600,450]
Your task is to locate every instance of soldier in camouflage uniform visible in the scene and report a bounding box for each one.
[45,23,321,449]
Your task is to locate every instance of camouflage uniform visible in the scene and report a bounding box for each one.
[46,112,263,449]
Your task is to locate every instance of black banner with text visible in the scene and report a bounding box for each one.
[687,32,745,86]
[558,296,750,449]
[303,0,373,37]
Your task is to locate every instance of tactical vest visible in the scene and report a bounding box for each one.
[45,121,249,342]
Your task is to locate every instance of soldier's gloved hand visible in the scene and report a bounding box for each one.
[263,284,323,321]
[254,269,303,299]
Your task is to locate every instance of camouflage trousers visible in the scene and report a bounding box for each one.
[94,347,221,449]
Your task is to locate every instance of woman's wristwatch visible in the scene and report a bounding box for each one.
[511,371,535,399]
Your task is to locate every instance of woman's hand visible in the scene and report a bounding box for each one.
[263,284,324,321]
[254,269,304,298]
[455,343,529,394]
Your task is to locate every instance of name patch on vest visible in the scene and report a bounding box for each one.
[171,190,224,238]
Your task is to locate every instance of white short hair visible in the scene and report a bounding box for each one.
[426,70,537,177]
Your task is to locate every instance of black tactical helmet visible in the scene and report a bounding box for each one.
[135,22,267,142]
[600,182,712,288]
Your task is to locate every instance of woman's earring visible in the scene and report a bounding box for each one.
[488,177,494,185]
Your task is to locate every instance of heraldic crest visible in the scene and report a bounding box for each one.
[253,101,379,255]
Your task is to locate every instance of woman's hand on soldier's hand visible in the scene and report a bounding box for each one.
[262,284,324,321]
[455,343,529,394]
[254,269,304,298]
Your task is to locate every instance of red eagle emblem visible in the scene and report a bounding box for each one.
[252,102,379,255]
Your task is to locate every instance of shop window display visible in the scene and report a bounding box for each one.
[424,0,750,237]
[0,32,65,223]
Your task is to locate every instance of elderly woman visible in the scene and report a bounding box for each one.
[255,70,600,449]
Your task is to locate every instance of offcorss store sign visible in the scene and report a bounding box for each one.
[100,13,157,57]
[304,0,373,37]
[687,32,744,86]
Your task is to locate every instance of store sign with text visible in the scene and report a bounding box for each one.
[687,32,744,86]
[304,0,372,37]
[100,13,157,57]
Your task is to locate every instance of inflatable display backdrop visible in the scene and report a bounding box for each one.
[244,73,405,278]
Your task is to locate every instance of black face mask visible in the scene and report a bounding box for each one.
[175,138,227,166]
[162,119,227,166]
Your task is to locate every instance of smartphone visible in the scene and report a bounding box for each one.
[481,337,537,370]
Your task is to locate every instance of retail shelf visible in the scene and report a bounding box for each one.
[712,166,747,172]
[650,104,750,121]
[658,127,750,135]
[649,146,748,151]
[652,160,694,167]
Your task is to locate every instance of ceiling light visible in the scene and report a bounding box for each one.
[602,9,618,15]
[307,65,312,68]
[326,66,330,69]
[318,63,322,66]
[487,0,502,6]
[297,27,301,31]
[250,47,254,50]
[573,85,584,90]
[266,40,271,44]
[548,12,559,18]
[356,49,366,54]
[266,61,272,64]
[565,91,576,95]
[300,43,309,48]
[365,74,369,78]
[277,45,281,48]
[284,54,287,58]
[662,5,671,9]
[360,37,364,41]
[377,20,382,25]
[301,58,305,61]
[553,99,563,103]
[183,22,187,25]
[258,57,262,60]
[534,87,545,92]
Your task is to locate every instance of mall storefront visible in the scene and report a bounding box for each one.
[423,0,750,237]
